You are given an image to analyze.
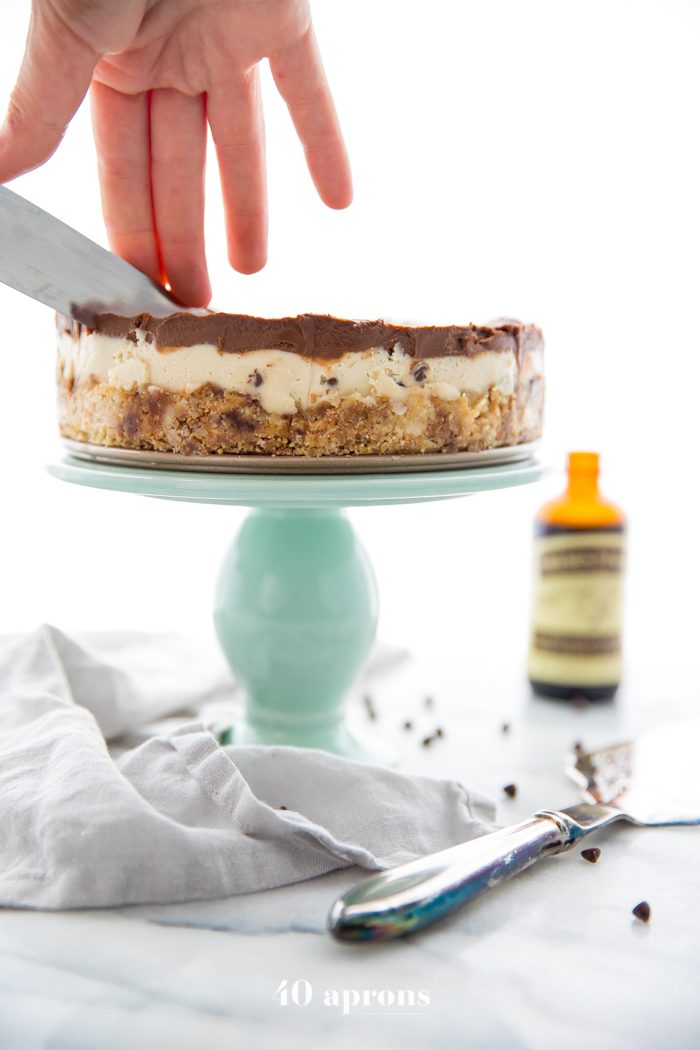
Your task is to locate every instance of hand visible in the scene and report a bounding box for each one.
[0,0,352,306]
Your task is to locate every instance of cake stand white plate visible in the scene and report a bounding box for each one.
[61,438,541,475]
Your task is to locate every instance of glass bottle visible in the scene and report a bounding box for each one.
[528,452,626,701]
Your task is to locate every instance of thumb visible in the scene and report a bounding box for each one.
[0,7,99,182]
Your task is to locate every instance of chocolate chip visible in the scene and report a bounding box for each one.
[503,783,517,799]
[121,410,139,439]
[421,735,434,748]
[501,722,511,735]
[222,408,256,431]
[581,847,601,863]
[403,720,413,731]
[412,363,428,383]
[573,741,585,755]
[279,805,288,811]
[249,369,264,387]
[435,726,444,738]
[325,376,338,387]
[632,901,651,923]
[363,695,377,721]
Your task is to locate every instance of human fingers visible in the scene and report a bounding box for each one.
[207,67,267,275]
[0,7,98,182]
[269,25,352,210]
[150,89,211,307]
[90,82,161,286]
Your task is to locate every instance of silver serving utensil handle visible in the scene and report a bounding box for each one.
[328,803,624,942]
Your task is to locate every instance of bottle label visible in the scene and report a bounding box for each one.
[528,529,625,686]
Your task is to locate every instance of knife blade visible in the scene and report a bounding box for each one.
[0,185,179,321]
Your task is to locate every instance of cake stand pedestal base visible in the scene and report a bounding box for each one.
[214,508,383,758]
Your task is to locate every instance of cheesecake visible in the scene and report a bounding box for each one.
[56,312,544,456]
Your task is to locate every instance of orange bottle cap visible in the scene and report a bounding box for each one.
[567,451,600,476]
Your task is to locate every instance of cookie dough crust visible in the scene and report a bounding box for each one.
[58,378,543,456]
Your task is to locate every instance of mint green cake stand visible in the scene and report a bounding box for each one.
[49,453,545,760]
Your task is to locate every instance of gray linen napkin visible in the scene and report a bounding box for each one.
[0,625,495,910]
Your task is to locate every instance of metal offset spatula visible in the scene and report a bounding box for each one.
[0,185,177,320]
[328,719,700,942]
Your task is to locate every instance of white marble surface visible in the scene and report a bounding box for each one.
[1,645,699,1050]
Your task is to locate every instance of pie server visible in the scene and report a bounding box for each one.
[0,184,177,320]
[328,719,700,942]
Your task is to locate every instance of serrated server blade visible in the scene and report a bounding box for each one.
[0,184,178,320]
[567,718,700,825]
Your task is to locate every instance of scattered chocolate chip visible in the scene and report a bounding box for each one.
[363,695,377,721]
[421,735,434,748]
[632,901,651,923]
[503,783,518,799]
[424,696,434,709]
[412,363,428,383]
[403,720,413,731]
[279,805,288,811]
[581,847,601,863]
[249,369,264,387]
[435,726,444,738]
[501,722,511,735]
[573,741,585,755]
[322,375,338,387]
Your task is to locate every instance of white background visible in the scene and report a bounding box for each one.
[0,1,698,703]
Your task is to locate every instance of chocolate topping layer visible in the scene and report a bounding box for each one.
[58,311,542,362]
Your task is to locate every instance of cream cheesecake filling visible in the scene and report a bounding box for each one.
[58,330,538,418]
